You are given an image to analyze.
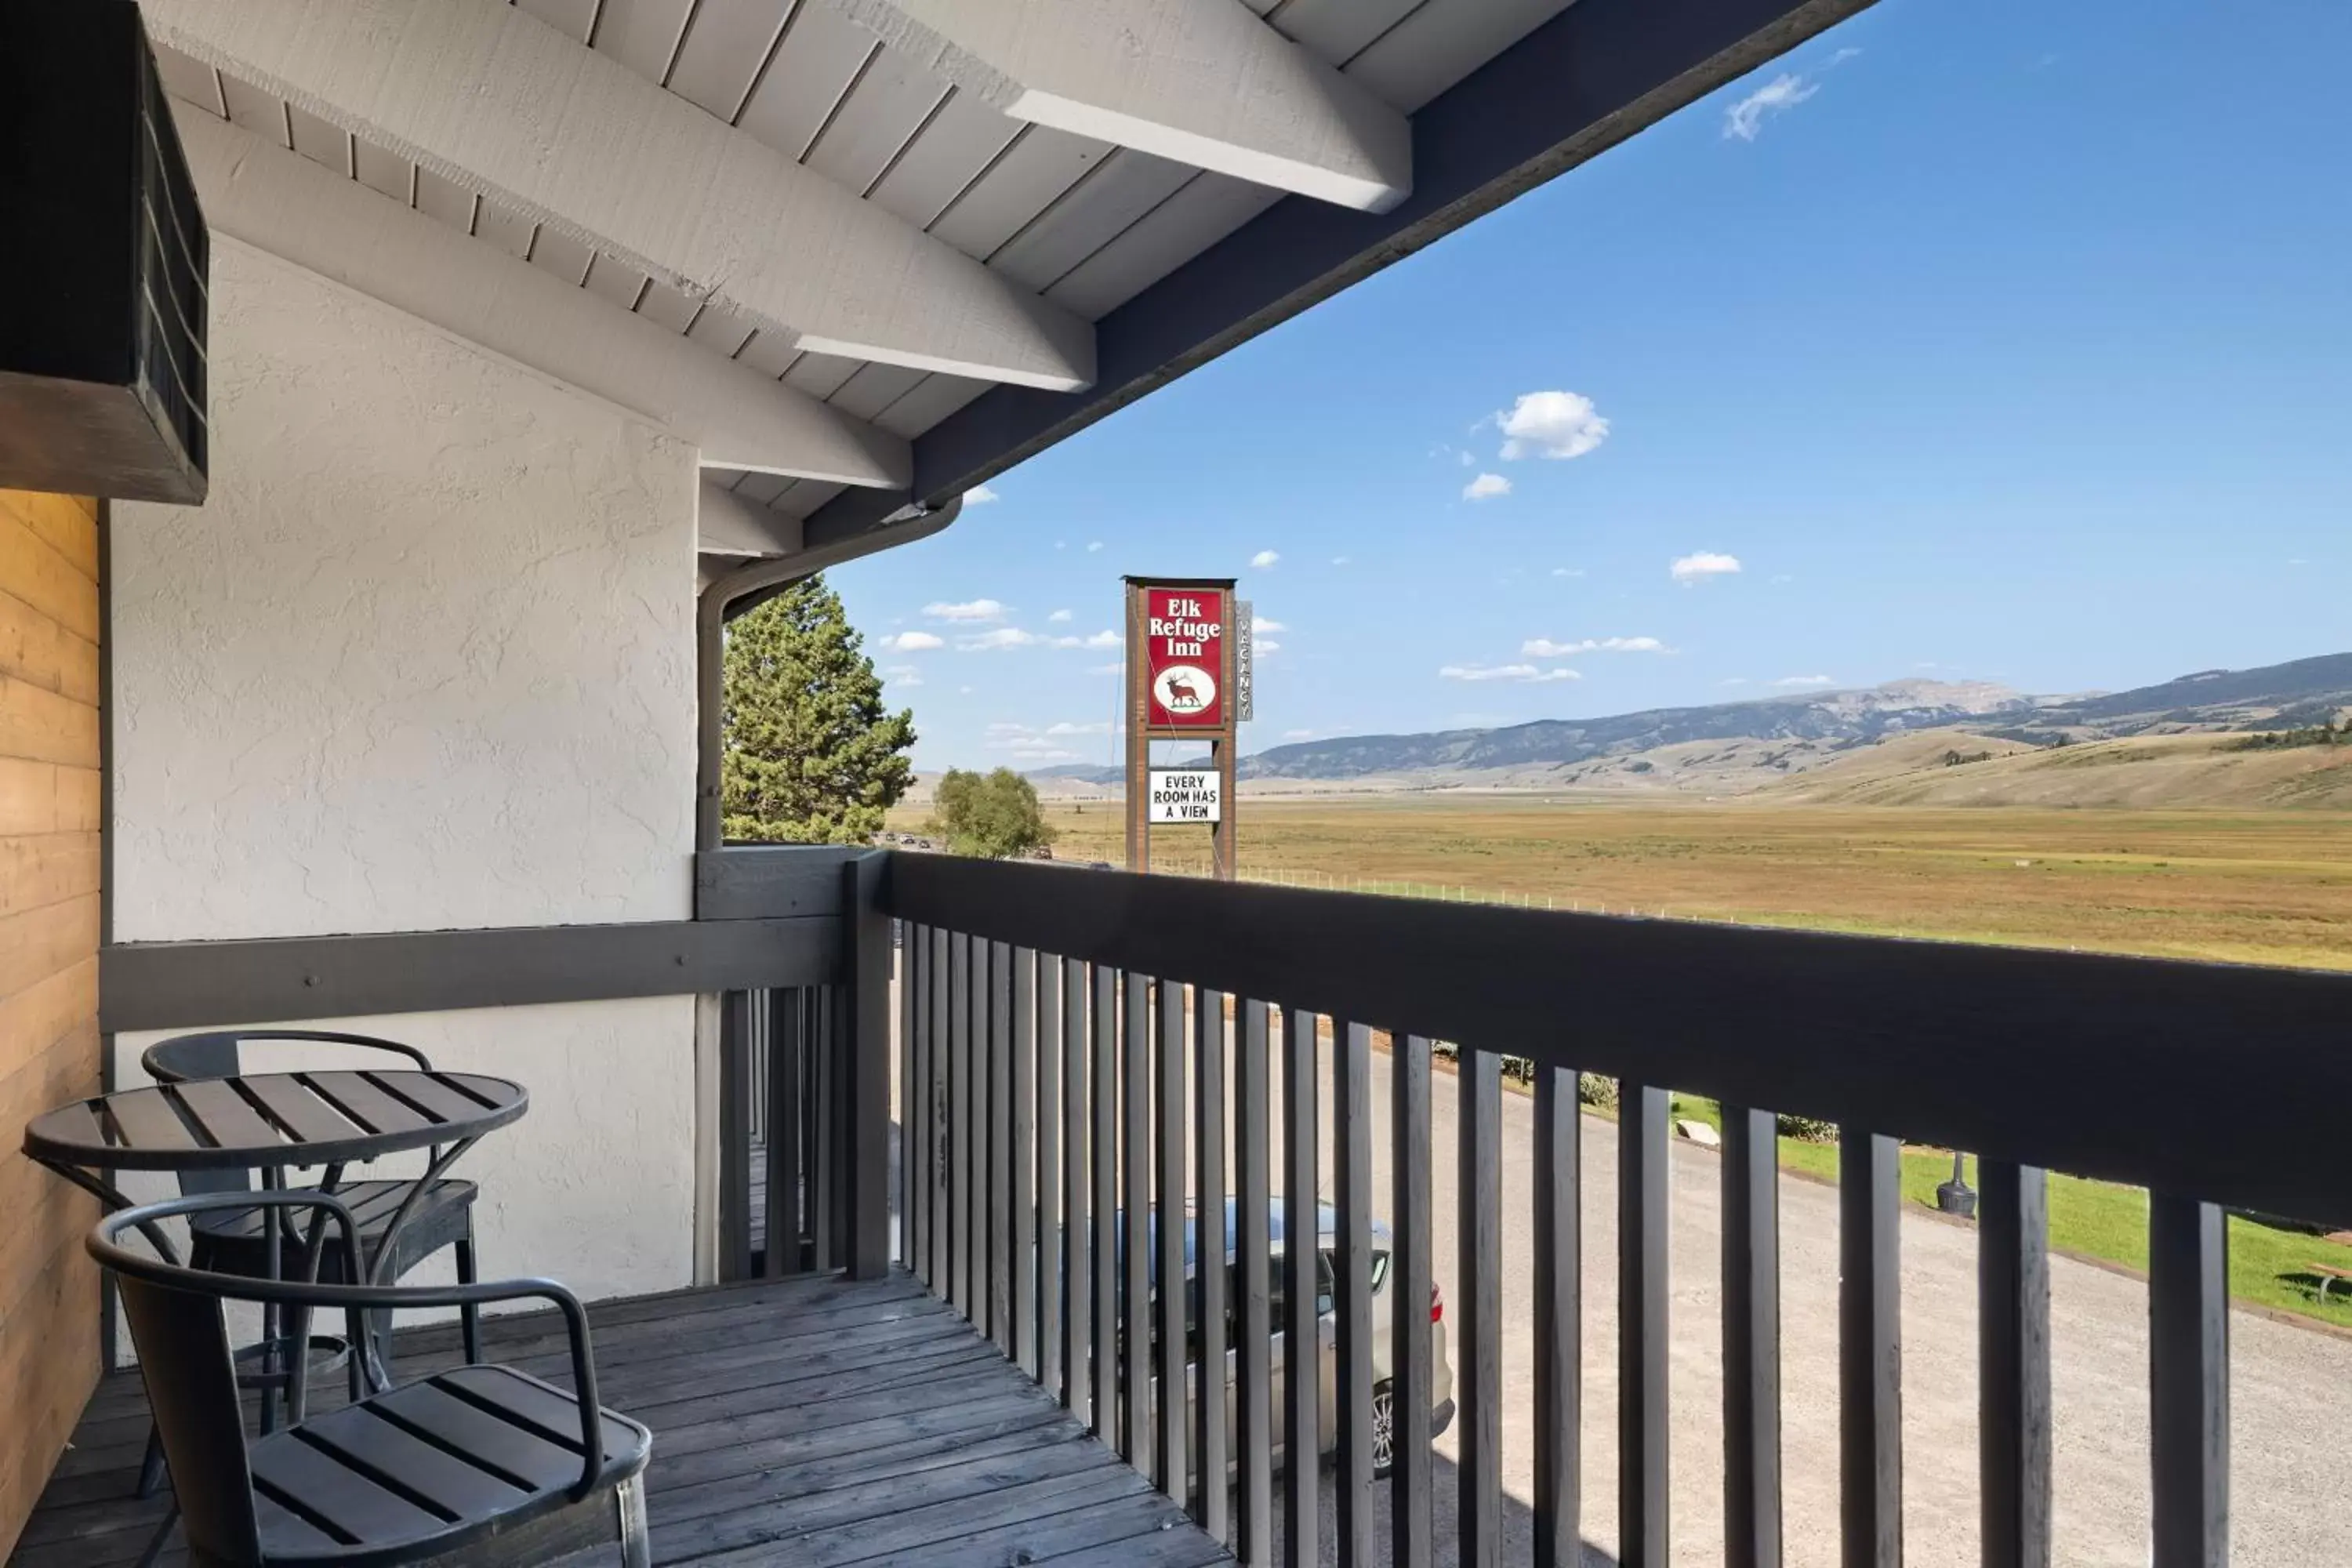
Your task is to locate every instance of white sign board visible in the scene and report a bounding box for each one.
[1147,768,1222,824]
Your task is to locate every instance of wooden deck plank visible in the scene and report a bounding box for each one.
[17,1268,1229,1568]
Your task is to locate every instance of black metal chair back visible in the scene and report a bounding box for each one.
[96,1193,366,1563]
[92,1191,644,1566]
[142,1030,441,1201]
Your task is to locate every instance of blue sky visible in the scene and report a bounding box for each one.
[829,0,2352,771]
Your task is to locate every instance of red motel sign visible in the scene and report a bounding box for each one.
[1142,586,1226,728]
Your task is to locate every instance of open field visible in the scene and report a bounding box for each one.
[913,798,2352,971]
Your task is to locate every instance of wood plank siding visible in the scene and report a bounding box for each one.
[0,488,103,1560]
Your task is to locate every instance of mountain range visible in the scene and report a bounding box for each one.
[1022,652,2352,799]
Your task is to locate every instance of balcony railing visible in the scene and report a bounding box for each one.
[868,848,2351,1568]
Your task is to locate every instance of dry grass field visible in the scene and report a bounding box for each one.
[901,798,2352,971]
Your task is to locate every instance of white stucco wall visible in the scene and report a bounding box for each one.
[111,238,702,1310]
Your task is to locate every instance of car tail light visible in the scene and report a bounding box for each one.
[1431,1283,1444,1323]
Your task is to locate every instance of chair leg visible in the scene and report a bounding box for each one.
[615,1475,651,1568]
[456,1221,483,1365]
[135,1423,167,1499]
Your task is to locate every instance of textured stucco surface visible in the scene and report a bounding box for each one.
[114,239,697,939]
[111,1000,696,1311]
[110,238,702,1311]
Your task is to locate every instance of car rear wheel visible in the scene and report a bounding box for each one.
[1371,1381,1397,1477]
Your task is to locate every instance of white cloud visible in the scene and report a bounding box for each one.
[1724,72,1818,141]
[1047,608,1073,622]
[1086,541,1104,553]
[1551,566,1585,579]
[959,685,975,695]
[964,484,1000,504]
[1497,390,1610,460]
[1773,674,1836,688]
[881,665,924,687]
[1330,556,1351,567]
[1522,635,1668,656]
[1250,550,1280,569]
[1257,640,1283,655]
[1253,618,1287,633]
[1046,720,1110,736]
[1831,46,1863,64]
[959,626,1042,651]
[1722,677,1750,687]
[924,598,1007,622]
[1439,663,1582,684]
[1283,728,1317,741]
[1050,630,1121,650]
[1463,472,1512,501]
[1086,662,1123,676]
[880,630,945,652]
[1670,551,1743,585]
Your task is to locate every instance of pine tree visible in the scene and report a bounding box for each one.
[721,575,916,844]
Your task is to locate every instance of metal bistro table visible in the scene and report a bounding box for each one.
[24,1069,527,1421]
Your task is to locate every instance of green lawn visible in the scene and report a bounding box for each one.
[1657,1094,2352,1329]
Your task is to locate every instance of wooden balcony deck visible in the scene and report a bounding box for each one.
[12,1269,1233,1568]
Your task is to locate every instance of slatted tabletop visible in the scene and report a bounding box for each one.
[22,1070,527,1171]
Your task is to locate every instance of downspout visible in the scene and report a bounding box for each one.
[695,494,963,853]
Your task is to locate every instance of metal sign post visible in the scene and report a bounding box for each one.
[1125,577,1239,878]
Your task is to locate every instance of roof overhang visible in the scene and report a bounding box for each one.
[134,0,1870,561]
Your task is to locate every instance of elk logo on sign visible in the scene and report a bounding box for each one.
[1153,664,1216,717]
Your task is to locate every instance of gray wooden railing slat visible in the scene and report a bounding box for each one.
[813,986,839,1270]
[1722,1102,1780,1568]
[2150,1194,2227,1568]
[949,934,972,1319]
[1621,1083,1669,1566]
[1840,1130,1901,1568]
[1980,1160,2051,1568]
[1534,1063,1579,1568]
[929,928,950,1293]
[968,944,993,1333]
[1062,956,1091,1424]
[1236,999,1276,1566]
[901,938,920,1276]
[1192,988,1229,1544]
[1091,963,1120,1441]
[1154,978,1188,1501]
[1334,1019,1376,1563]
[1011,946,1038,1374]
[1281,1004,1320,1568]
[1393,1033,1435,1568]
[1461,1048,1502,1568]
[768,986,804,1276]
[989,942,1014,1350]
[1123,969,1152,1468]
[1035,950,1062,1396]
[717,989,752,1281]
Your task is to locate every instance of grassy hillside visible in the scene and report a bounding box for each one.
[1773,728,2352,809]
[910,798,2352,971]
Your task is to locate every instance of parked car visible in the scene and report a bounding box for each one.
[1102,1198,1455,1478]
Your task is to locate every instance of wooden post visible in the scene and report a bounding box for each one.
[1124,581,1149,872]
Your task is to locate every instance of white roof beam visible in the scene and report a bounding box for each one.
[143,0,1095,390]
[699,480,805,558]
[829,0,1411,213]
[178,111,909,490]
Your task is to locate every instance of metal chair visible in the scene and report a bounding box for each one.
[142,1031,486,1370]
[93,1190,652,1567]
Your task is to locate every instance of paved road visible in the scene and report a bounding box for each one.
[891,987,2352,1564]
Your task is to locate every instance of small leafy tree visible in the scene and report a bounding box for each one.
[721,575,915,844]
[929,767,1056,859]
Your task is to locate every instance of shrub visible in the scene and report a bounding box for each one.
[1777,1112,1838,1142]
[1577,1073,1619,1110]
